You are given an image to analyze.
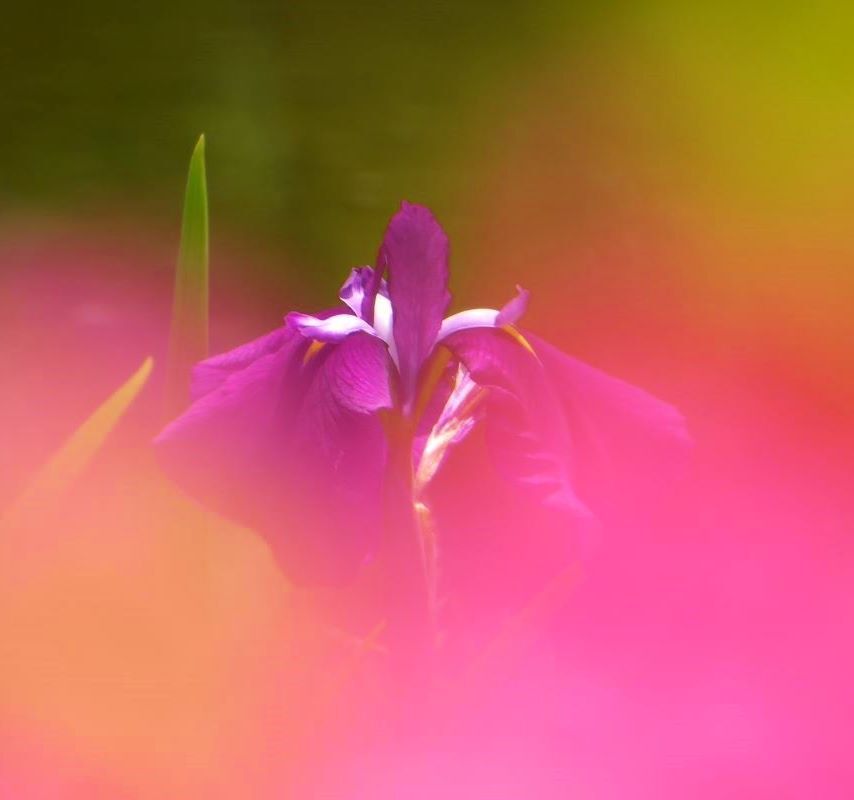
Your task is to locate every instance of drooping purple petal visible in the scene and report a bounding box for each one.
[192,308,345,399]
[155,330,394,583]
[528,333,692,512]
[286,311,375,343]
[426,331,593,644]
[444,326,691,521]
[443,327,594,522]
[378,202,451,406]
[190,326,294,401]
[436,286,530,343]
[313,329,396,414]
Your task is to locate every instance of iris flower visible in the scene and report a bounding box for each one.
[155,202,689,583]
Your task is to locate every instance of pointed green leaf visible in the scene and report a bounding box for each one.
[165,134,209,416]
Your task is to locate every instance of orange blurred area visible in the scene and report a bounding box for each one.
[0,232,352,797]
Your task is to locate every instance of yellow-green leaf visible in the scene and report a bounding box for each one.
[1,357,154,533]
[165,134,209,416]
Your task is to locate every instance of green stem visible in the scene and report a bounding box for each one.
[380,412,434,691]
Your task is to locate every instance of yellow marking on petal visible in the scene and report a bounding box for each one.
[302,339,326,365]
[1,357,154,533]
[456,383,488,422]
[501,323,539,361]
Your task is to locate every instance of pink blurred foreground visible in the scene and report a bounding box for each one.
[1,204,852,799]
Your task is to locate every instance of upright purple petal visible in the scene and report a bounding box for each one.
[155,330,394,583]
[378,202,451,406]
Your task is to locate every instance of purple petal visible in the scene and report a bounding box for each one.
[339,266,388,318]
[339,267,397,361]
[378,202,451,405]
[443,327,594,521]
[360,262,386,325]
[192,307,347,400]
[286,311,375,343]
[190,326,294,401]
[311,329,396,414]
[155,330,394,583]
[528,333,692,511]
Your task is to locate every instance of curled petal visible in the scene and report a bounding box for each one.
[436,286,530,343]
[379,202,451,406]
[155,330,394,583]
[496,285,530,326]
[437,309,499,341]
[361,261,387,325]
[338,267,397,361]
[286,311,376,343]
[339,266,388,318]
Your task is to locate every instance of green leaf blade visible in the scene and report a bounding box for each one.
[1,356,155,535]
[166,134,209,415]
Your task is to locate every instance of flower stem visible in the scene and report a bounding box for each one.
[380,411,435,693]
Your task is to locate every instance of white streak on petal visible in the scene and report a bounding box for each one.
[435,286,530,345]
[286,312,376,343]
[339,267,372,317]
[436,308,499,342]
[339,266,391,319]
[372,293,399,366]
[415,364,486,492]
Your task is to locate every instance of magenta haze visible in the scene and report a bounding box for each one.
[155,202,690,583]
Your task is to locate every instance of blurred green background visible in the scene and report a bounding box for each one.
[0,0,579,285]
[4,1,854,306]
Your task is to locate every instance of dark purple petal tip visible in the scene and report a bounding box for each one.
[379,202,451,405]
